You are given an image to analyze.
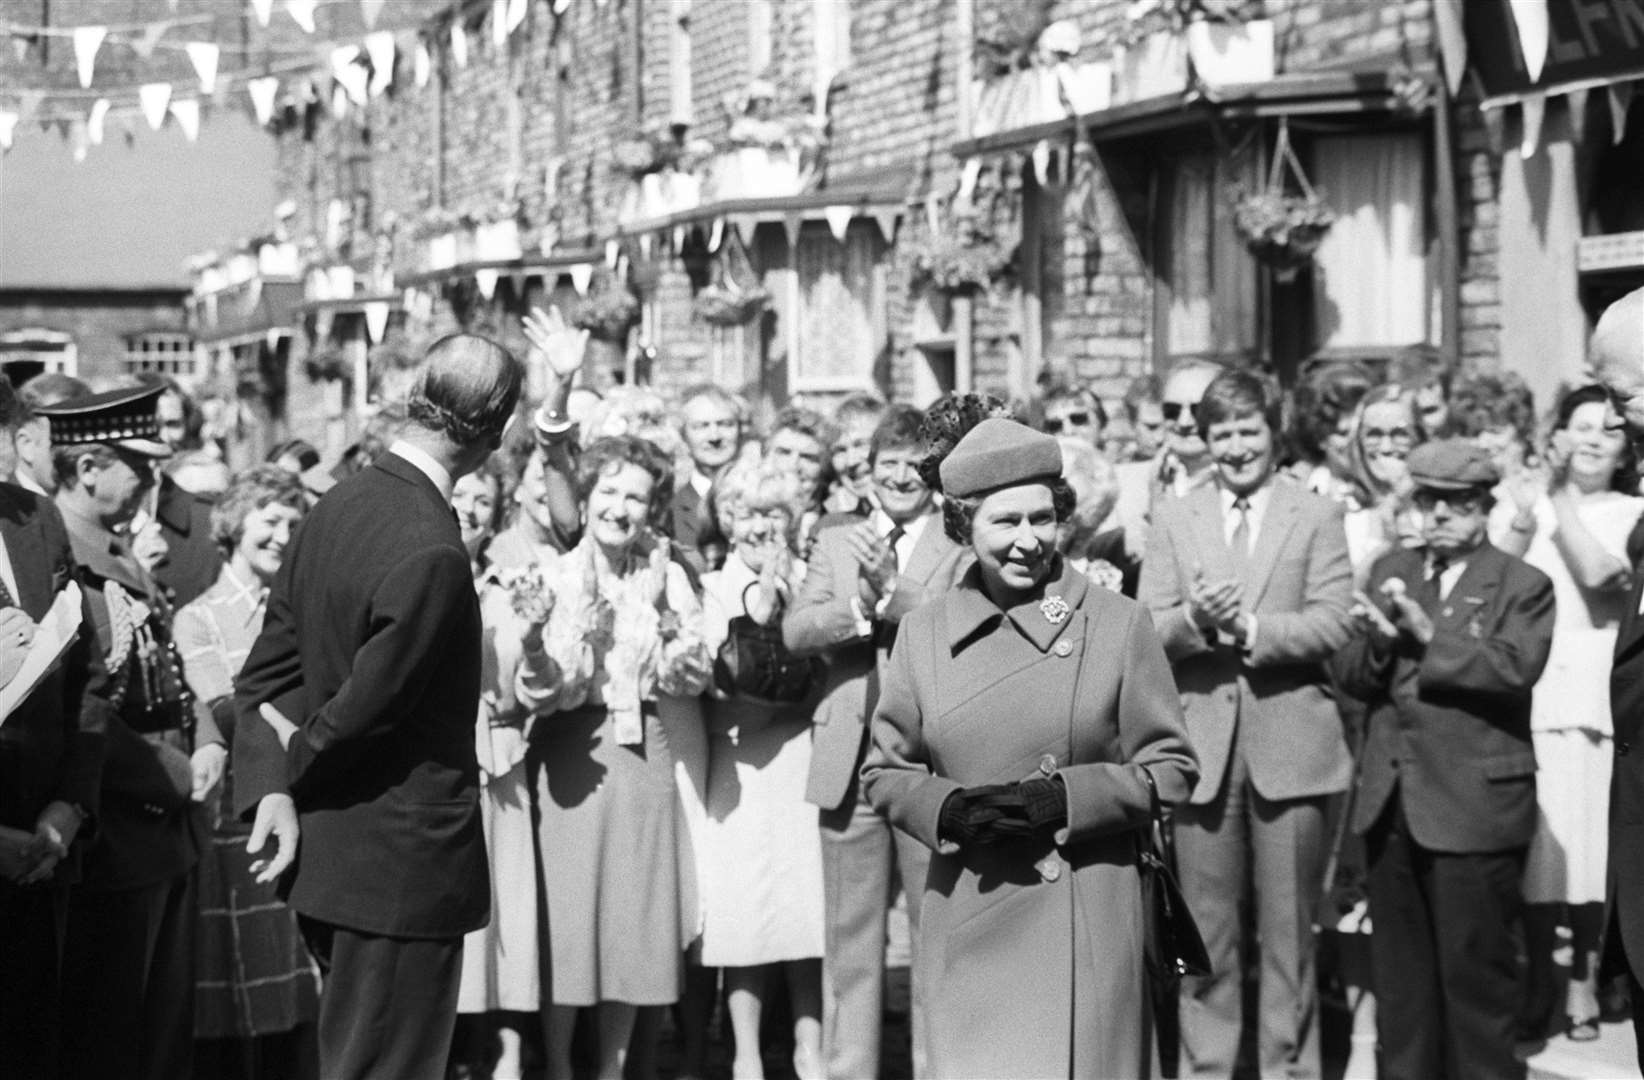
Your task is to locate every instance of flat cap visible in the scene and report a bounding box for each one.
[35,384,171,457]
[939,417,1063,498]
[1406,437,1499,492]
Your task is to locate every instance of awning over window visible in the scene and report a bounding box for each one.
[191,279,302,348]
[614,185,904,248]
[394,250,605,290]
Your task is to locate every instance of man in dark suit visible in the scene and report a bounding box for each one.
[1592,285,1644,1066]
[1335,439,1555,1080]
[43,384,227,1080]
[143,378,222,607]
[234,334,522,1080]
[673,384,744,570]
[0,374,110,1078]
[1139,369,1354,1079]
[784,404,968,1080]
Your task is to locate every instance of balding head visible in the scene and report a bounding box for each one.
[1593,287,1644,435]
[406,333,524,449]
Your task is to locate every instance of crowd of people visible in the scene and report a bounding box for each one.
[5,291,1644,1080]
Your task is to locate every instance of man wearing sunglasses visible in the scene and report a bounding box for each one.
[1593,286,1644,1069]
[1336,438,1554,1080]
[1113,361,1223,568]
[1040,386,1107,449]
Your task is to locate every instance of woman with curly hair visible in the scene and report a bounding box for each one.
[516,435,712,1080]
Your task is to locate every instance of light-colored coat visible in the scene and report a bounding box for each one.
[1139,476,1355,804]
[862,561,1197,1079]
[783,513,967,811]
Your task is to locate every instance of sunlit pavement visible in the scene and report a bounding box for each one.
[1524,1021,1642,1080]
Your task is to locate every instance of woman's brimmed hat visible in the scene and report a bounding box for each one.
[939,418,1063,498]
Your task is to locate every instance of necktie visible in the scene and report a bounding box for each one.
[1230,497,1251,565]
[885,524,905,575]
[1428,556,1449,600]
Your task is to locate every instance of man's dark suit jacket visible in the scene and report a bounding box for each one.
[1336,542,1554,852]
[0,483,108,879]
[234,452,490,940]
[1610,517,1644,971]
[151,475,221,609]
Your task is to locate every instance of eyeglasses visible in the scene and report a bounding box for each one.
[1411,489,1489,514]
[1362,426,1416,446]
[1043,412,1091,435]
[1161,401,1199,425]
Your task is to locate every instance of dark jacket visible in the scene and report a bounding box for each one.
[1609,515,1644,970]
[1336,542,1554,852]
[234,452,490,939]
[151,475,222,609]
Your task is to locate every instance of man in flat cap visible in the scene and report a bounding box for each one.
[1334,437,1555,1080]
[43,383,226,1080]
[1592,284,1644,1065]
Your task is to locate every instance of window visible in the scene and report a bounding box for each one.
[788,220,882,390]
[124,333,198,377]
[0,329,77,380]
[1157,148,1258,364]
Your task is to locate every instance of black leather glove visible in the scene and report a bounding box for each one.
[938,784,1019,847]
[1018,776,1067,835]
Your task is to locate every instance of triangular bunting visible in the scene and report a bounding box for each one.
[129,21,167,60]
[492,0,510,48]
[365,32,396,97]
[140,83,172,131]
[824,205,852,242]
[872,207,899,243]
[170,98,201,142]
[88,98,110,145]
[1507,0,1550,84]
[332,46,369,106]
[363,301,391,342]
[673,225,687,252]
[332,84,351,121]
[782,213,802,249]
[475,269,500,301]
[925,193,941,233]
[360,0,386,29]
[1520,92,1545,158]
[604,239,621,268]
[287,0,317,34]
[958,157,982,204]
[0,112,18,151]
[70,119,89,162]
[248,77,280,125]
[1610,82,1635,145]
[451,24,469,68]
[708,217,725,252]
[266,328,284,353]
[252,0,275,27]
[508,271,527,295]
[415,41,432,88]
[554,0,571,13]
[186,42,220,94]
[1032,139,1053,184]
[506,0,529,33]
[638,233,653,259]
[570,263,594,294]
[73,26,106,89]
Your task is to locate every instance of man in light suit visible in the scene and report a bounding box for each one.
[234,334,522,1080]
[784,404,967,1080]
[1140,368,1354,1079]
[1334,439,1553,1080]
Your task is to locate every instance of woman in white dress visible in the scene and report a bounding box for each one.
[697,459,825,1080]
[1492,384,1644,1039]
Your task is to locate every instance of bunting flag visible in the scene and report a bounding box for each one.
[554,0,571,13]
[363,300,391,342]
[474,268,500,301]
[1519,92,1545,158]
[414,40,432,87]
[286,0,317,34]
[248,76,280,125]
[186,42,220,94]
[69,119,89,162]
[570,263,593,294]
[1032,139,1053,184]
[872,206,899,243]
[506,0,529,34]
[1507,0,1549,84]
[130,20,168,60]
[1611,82,1635,145]
[492,0,509,48]
[73,26,106,88]
[87,98,110,144]
[781,212,802,249]
[0,112,17,151]
[139,83,172,130]
[604,239,620,268]
[957,157,982,203]
[332,83,350,120]
[170,98,201,141]
[672,225,686,252]
[708,217,724,252]
[365,32,396,96]
[824,205,852,242]
[332,46,369,106]
[451,23,469,68]
[16,90,43,128]
[251,0,275,28]
[266,328,284,353]
[360,0,386,29]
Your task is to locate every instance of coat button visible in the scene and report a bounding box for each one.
[1036,856,1062,883]
[1054,640,1073,657]
[1038,754,1058,777]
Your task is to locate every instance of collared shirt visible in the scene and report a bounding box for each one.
[1426,553,1468,601]
[1219,483,1273,552]
[13,469,47,499]
[874,508,930,569]
[387,440,455,504]
[0,527,19,607]
[689,471,712,501]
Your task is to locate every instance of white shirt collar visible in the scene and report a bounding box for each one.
[13,469,47,498]
[690,471,712,500]
[388,440,455,504]
[1218,482,1273,545]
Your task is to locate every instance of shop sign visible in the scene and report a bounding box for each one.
[1579,230,1644,273]
[1469,0,1644,102]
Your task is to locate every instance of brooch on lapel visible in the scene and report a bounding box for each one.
[1040,595,1070,625]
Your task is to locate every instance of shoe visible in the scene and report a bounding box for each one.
[1567,1016,1601,1042]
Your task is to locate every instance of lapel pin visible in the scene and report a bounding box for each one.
[1040,595,1070,625]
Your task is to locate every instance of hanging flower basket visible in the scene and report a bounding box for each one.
[304,347,352,383]
[694,282,769,327]
[904,229,1016,295]
[572,281,640,342]
[1230,119,1336,282]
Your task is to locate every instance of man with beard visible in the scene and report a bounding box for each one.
[1335,438,1554,1080]
[785,403,968,1080]
[674,385,744,570]
[1140,368,1354,1079]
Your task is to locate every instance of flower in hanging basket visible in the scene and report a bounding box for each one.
[694,283,770,327]
[1230,186,1336,275]
[304,346,352,383]
[573,282,641,341]
[904,229,1017,295]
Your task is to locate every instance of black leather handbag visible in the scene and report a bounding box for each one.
[1138,766,1212,987]
[712,613,823,704]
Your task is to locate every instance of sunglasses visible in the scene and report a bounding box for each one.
[1043,412,1092,435]
[1411,489,1489,514]
[1161,401,1199,425]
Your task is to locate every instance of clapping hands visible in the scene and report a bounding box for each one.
[1350,577,1434,646]
[848,522,896,609]
[1187,565,1245,638]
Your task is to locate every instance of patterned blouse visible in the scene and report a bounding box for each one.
[175,565,266,709]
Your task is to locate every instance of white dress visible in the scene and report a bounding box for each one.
[695,554,826,966]
[1495,492,1644,904]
